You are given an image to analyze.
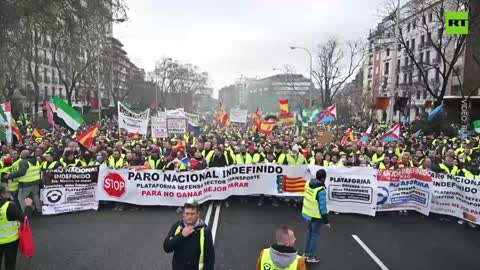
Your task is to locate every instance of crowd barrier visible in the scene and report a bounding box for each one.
[39,165,480,225]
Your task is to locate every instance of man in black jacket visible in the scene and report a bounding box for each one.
[164,200,215,270]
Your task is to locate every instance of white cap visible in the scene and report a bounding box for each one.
[292,144,299,152]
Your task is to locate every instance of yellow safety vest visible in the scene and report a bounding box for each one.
[174,225,205,270]
[42,161,58,170]
[0,166,17,192]
[77,160,96,167]
[277,153,287,165]
[439,164,459,176]
[108,157,125,168]
[302,183,325,219]
[17,160,40,183]
[60,158,79,167]
[201,150,215,164]
[0,202,20,244]
[148,157,163,170]
[461,169,474,179]
[260,248,300,270]
[287,154,306,165]
[235,154,253,165]
[372,153,385,163]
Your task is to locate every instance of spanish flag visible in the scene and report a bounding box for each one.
[258,120,276,135]
[32,128,44,138]
[283,176,306,193]
[279,99,289,115]
[341,128,354,144]
[173,140,186,153]
[219,103,229,126]
[76,123,100,148]
[11,119,23,143]
[252,107,261,133]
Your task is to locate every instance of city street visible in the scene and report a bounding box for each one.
[21,199,479,270]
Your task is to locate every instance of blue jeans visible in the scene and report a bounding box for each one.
[304,219,322,257]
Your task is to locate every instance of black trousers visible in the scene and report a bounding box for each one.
[0,240,19,270]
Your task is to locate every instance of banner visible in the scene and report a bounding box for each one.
[431,172,480,225]
[278,113,296,129]
[167,118,188,134]
[319,166,377,216]
[118,102,150,135]
[96,165,311,206]
[230,109,248,123]
[40,166,99,215]
[151,115,168,138]
[376,168,433,215]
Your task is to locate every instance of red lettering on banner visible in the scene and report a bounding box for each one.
[177,191,202,198]
[142,190,162,196]
[228,182,248,188]
[204,186,227,193]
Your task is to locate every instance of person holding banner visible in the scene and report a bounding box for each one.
[302,169,330,264]
[164,200,215,270]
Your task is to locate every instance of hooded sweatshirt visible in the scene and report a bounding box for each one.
[163,219,215,270]
[302,178,329,224]
[256,245,306,270]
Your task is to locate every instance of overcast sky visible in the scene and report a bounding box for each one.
[114,0,387,97]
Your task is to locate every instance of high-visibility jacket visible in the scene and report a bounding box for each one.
[264,159,276,164]
[60,158,79,167]
[302,183,325,219]
[276,153,287,165]
[439,164,459,175]
[108,156,125,168]
[174,225,205,270]
[287,154,306,165]
[148,157,163,170]
[77,159,96,167]
[42,161,58,170]
[201,150,215,164]
[235,153,252,165]
[372,153,385,163]
[8,159,21,192]
[252,153,264,164]
[260,248,300,270]
[17,160,40,184]
[0,202,20,244]
[460,168,474,179]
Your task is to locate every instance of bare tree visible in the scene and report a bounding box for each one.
[312,37,365,108]
[277,65,310,109]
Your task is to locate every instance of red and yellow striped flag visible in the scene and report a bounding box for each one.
[258,120,276,135]
[76,123,100,148]
[279,99,289,115]
[283,176,306,193]
[32,128,44,138]
[173,140,186,153]
[11,118,23,143]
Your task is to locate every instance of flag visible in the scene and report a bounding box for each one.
[375,97,390,111]
[427,103,444,122]
[317,104,337,124]
[414,129,423,137]
[46,103,55,125]
[11,119,23,143]
[360,124,373,143]
[32,128,44,138]
[279,99,289,115]
[252,107,261,133]
[219,103,229,126]
[76,123,100,148]
[279,176,306,193]
[309,105,322,124]
[341,128,354,144]
[258,120,276,135]
[53,96,84,130]
[173,140,186,152]
[473,120,480,134]
[0,102,12,142]
[379,123,401,142]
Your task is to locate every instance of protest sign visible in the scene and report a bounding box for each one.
[151,115,168,138]
[230,109,248,123]
[118,102,150,135]
[376,167,433,215]
[40,166,99,215]
[167,118,188,134]
[278,113,296,129]
[431,172,480,225]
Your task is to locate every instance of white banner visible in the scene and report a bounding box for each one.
[40,166,99,215]
[431,172,480,225]
[167,118,187,134]
[312,165,377,216]
[118,102,150,135]
[96,165,311,206]
[376,168,433,215]
[151,115,168,138]
[230,109,248,123]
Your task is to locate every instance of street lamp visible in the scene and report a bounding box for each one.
[290,46,313,109]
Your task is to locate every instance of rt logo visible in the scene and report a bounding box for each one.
[446,11,468,35]
[46,189,63,203]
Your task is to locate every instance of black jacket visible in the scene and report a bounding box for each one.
[209,154,227,167]
[164,219,215,270]
[0,199,32,222]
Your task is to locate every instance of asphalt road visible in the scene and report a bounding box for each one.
[17,200,480,270]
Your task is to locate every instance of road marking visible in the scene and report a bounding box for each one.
[205,203,213,225]
[211,205,221,244]
[352,235,389,270]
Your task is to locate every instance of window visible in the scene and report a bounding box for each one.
[435,69,440,82]
[406,40,410,50]
[411,39,415,51]
[43,68,47,80]
[404,57,409,67]
[52,87,56,98]
[416,90,421,99]
[426,51,430,64]
[409,72,413,85]
[420,35,425,47]
[386,48,391,57]
[44,86,48,101]
[420,52,424,63]
[403,73,408,84]
[51,69,55,80]
[59,88,63,98]
[407,23,411,32]
[438,28,442,39]
[413,19,417,29]
[385,62,390,75]
[428,12,433,22]
[423,90,427,99]
[422,15,426,24]
[397,59,401,71]
[396,75,399,86]
[397,43,401,51]
[425,69,429,81]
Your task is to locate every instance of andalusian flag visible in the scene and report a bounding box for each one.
[76,123,100,148]
[32,128,44,138]
[473,120,480,134]
[53,96,84,131]
[279,99,289,115]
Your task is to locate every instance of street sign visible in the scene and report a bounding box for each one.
[103,172,126,198]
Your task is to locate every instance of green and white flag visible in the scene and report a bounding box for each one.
[53,96,84,130]
[0,102,12,143]
[473,120,480,134]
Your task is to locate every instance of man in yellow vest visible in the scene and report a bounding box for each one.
[163,199,215,270]
[302,169,331,264]
[3,150,42,213]
[287,145,306,165]
[256,225,306,270]
[0,183,34,270]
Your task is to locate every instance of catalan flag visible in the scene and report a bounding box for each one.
[283,176,306,193]
[252,108,261,133]
[219,103,229,126]
[76,123,100,148]
[173,140,186,153]
[279,99,289,115]
[32,128,44,138]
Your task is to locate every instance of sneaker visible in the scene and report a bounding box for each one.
[306,256,321,263]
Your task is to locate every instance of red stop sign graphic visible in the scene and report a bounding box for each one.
[103,172,126,198]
